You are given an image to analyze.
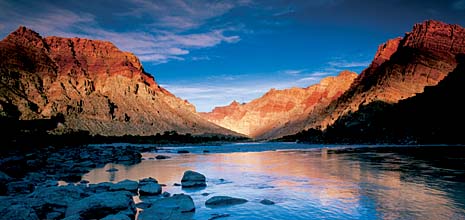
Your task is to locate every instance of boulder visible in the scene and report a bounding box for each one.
[205,196,248,207]
[139,182,162,196]
[138,194,195,220]
[181,170,206,188]
[0,204,39,220]
[139,177,158,186]
[65,191,136,219]
[110,179,138,192]
[28,185,88,208]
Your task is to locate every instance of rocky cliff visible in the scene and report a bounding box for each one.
[0,26,237,136]
[200,71,357,138]
[264,20,465,139]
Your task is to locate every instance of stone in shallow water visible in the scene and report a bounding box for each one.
[205,196,248,207]
[110,179,138,192]
[155,155,170,160]
[181,170,206,188]
[162,191,171,197]
[138,194,195,220]
[260,199,275,205]
[139,177,158,186]
[139,182,162,196]
[65,191,136,219]
[209,213,231,220]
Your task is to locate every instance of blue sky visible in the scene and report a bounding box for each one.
[1,0,465,112]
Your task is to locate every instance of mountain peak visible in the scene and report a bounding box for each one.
[403,19,465,53]
[4,26,48,50]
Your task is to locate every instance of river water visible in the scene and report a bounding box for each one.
[83,143,465,220]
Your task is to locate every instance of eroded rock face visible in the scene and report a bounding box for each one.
[0,26,236,136]
[266,20,465,139]
[200,71,357,138]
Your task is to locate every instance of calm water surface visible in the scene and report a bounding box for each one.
[84,143,465,220]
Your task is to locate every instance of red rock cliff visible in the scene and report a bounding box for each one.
[0,26,237,136]
[266,20,465,139]
[200,71,357,138]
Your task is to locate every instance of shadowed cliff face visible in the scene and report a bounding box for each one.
[265,20,465,139]
[0,26,237,136]
[200,71,357,138]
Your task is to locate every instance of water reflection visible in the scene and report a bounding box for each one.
[84,145,465,220]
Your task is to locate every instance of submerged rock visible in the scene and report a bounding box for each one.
[205,196,248,207]
[65,191,136,219]
[181,170,206,188]
[162,191,171,197]
[209,213,231,220]
[106,168,119,172]
[260,199,275,205]
[155,155,170,160]
[138,194,195,220]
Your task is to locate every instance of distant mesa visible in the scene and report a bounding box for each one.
[200,70,357,138]
[0,26,238,136]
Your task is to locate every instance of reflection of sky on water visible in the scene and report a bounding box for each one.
[84,144,465,219]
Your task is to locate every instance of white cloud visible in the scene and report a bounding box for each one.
[327,60,370,68]
[0,0,243,64]
[162,67,335,112]
[281,69,306,75]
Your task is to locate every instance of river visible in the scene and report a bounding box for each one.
[84,142,465,219]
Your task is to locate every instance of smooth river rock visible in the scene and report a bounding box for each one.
[181,170,206,188]
[65,191,136,219]
[138,194,195,220]
[139,182,162,196]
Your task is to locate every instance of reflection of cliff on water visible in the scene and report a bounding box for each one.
[84,145,465,219]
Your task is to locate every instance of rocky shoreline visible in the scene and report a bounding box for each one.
[0,145,148,219]
[0,145,257,220]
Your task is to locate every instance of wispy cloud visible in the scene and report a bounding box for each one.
[0,0,244,64]
[281,69,307,75]
[124,0,248,31]
[327,60,370,68]
[163,67,337,112]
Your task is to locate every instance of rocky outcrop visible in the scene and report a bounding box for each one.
[200,71,357,138]
[266,20,465,139]
[0,26,237,136]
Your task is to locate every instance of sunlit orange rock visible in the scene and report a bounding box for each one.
[267,20,465,139]
[0,26,236,136]
[200,71,357,138]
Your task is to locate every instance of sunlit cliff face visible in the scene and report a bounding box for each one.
[199,71,357,138]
